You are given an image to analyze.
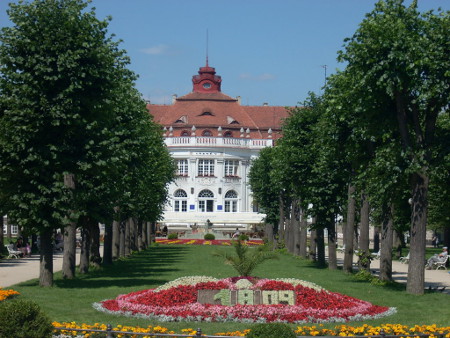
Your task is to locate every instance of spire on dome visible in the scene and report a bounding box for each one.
[206,29,209,67]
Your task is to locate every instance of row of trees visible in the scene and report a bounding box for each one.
[0,0,175,286]
[249,0,449,295]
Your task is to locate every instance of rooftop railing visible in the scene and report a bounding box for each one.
[164,136,273,149]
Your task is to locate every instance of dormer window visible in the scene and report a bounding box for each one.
[227,116,239,124]
[199,110,214,116]
[202,130,212,137]
[180,130,189,136]
[223,131,233,138]
[174,115,187,123]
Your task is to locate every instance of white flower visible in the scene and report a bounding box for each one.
[235,279,253,289]
[154,276,219,291]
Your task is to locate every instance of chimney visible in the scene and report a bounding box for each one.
[237,96,241,105]
[172,94,178,104]
[263,102,268,106]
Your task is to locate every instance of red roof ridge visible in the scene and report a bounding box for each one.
[177,92,237,102]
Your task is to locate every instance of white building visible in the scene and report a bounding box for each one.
[147,62,289,234]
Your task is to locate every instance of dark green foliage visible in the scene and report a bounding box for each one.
[238,234,249,241]
[0,299,53,338]
[247,323,296,338]
[204,233,215,240]
[167,233,178,240]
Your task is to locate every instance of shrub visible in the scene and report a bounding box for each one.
[247,323,296,338]
[0,299,53,338]
[213,241,278,276]
[167,233,178,239]
[204,233,215,240]
[238,234,249,241]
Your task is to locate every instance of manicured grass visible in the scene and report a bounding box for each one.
[8,244,450,334]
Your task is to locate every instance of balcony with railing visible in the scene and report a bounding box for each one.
[164,136,273,150]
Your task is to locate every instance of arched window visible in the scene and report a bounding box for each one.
[225,190,238,212]
[180,130,189,136]
[223,131,233,138]
[199,189,214,198]
[198,189,214,212]
[173,189,188,212]
[174,189,187,197]
[202,130,212,136]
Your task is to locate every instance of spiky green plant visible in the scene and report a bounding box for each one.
[213,240,278,276]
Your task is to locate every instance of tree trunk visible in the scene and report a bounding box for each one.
[293,200,301,256]
[278,195,285,249]
[119,220,126,257]
[62,172,77,279]
[39,228,53,287]
[142,221,148,249]
[315,219,326,266]
[309,227,317,261]
[327,215,337,270]
[89,219,101,268]
[137,219,144,251]
[112,219,120,259]
[103,222,113,265]
[130,217,138,252]
[374,226,380,252]
[359,192,370,271]
[62,222,76,279]
[149,222,155,244]
[79,218,90,274]
[299,204,308,258]
[380,204,394,281]
[343,184,356,273]
[393,230,403,259]
[407,172,428,295]
[286,202,294,253]
[125,218,131,255]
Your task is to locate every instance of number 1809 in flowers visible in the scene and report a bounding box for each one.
[197,289,295,306]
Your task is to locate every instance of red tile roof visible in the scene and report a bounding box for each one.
[148,95,290,140]
[147,63,291,140]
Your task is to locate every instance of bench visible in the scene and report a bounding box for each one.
[432,256,448,270]
[7,244,22,259]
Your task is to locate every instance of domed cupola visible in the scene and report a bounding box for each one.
[192,59,222,93]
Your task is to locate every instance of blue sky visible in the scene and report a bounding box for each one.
[1,0,448,107]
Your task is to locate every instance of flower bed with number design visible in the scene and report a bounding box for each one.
[155,239,263,246]
[94,276,395,324]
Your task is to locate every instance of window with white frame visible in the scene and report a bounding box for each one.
[198,189,214,212]
[224,160,239,177]
[3,224,18,235]
[176,159,189,176]
[198,159,214,176]
[173,189,188,212]
[224,190,238,212]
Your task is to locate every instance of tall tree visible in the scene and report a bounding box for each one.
[338,0,449,294]
[0,0,175,284]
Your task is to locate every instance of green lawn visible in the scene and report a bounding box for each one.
[8,244,450,334]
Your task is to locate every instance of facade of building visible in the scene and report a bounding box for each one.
[147,62,289,233]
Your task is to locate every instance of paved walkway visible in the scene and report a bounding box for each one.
[335,252,450,294]
[1,249,449,294]
[0,251,74,287]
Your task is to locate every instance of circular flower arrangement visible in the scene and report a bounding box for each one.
[94,276,396,324]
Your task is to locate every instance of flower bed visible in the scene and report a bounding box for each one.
[94,276,395,324]
[52,322,450,337]
[155,239,263,246]
[0,287,20,302]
